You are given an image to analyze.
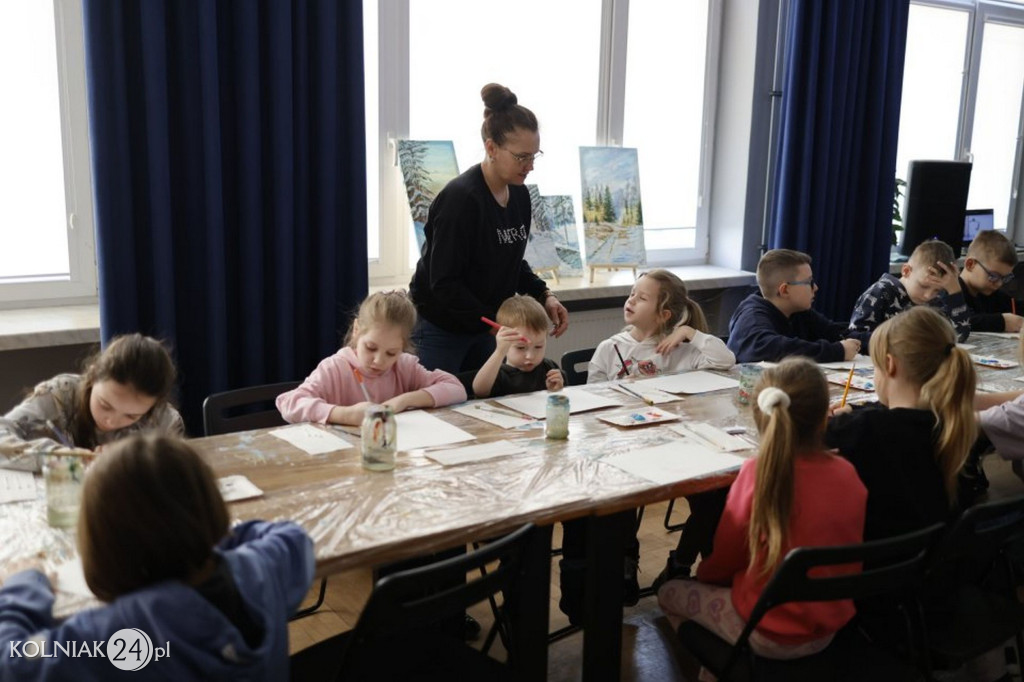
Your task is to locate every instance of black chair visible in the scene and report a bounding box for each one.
[202,380,328,620]
[676,523,945,681]
[915,494,1024,678]
[289,523,539,682]
[560,348,595,386]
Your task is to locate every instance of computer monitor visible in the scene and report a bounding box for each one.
[899,160,973,258]
[963,208,995,246]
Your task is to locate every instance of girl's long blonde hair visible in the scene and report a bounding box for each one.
[869,307,976,503]
[344,290,417,351]
[637,269,709,338]
[749,357,829,577]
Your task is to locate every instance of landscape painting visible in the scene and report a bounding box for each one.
[579,147,646,266]
[541,194,582,276]
[523,185,563,275]
[397,140,459,250]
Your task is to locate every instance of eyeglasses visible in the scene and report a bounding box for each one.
[975,260,1015,286]
[501,148,543,165]
[784,277,816,288]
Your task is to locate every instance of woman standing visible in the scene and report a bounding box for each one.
[409,83,569,374]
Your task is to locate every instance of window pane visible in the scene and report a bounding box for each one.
[968,21,1024,228]
[623,0,708,249]
[364,0,379,261]
[894,5,968,181]
[0,1,69,279]
[409,0,601,267]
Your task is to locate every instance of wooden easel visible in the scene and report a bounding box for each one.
[534,266,560,284]
[588,264,638,283]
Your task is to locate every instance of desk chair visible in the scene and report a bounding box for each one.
[202,380,327,620]
[560,348,595,387]
[289,523,537,682]
[676,523,944,681]
[915,494,1024,679]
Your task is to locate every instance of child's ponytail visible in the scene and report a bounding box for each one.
[920,344,976,501]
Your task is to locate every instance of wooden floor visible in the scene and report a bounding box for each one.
[287,457,1024,682]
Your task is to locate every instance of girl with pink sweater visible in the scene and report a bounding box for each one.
[277,291,466,425]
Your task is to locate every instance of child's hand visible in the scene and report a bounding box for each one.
[828,403,853,418]
[927,261,960,294]
[840,338,861,361]
[1003,313,1024,333]
[546,369,564,391]
[382,395,413,414]
[656,325,695,355]
[495,326,521,352]
[328,403,372,426]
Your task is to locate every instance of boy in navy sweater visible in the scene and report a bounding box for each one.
[727,249,861,363]
[958,230,1022,333]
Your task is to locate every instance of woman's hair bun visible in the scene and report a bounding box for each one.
[481,83,517,114]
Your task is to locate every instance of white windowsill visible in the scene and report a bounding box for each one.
[0,304,100,351]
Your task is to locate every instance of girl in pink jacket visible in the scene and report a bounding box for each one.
[276,291,466,425]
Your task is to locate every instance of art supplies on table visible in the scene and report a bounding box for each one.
[610,383,679,404]
[393,411,476,451]
[218,475,264,502]
[270,424,354,455]
[826,370,875,392]
[0,469,35,504]
[598,407,680,428]
[453,402,538,429]
[494,387,623,420]
[817,354,872,370]
[670,422,753,452]
[634,370,740,395]
[971,355,1020,369]
[602,440,746,485]
[425,440,526,467]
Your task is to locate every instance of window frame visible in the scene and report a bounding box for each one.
[367,0,723,285]
[0,0,97,309]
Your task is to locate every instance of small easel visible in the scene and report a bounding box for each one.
[534,266,560,284]
[588,264,638,283]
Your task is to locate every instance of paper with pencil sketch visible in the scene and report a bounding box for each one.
[453,402,537,429]
[635,371,739,395]
[670,422,752,452]
[270,424,354,454]
[0,469,35,504]
[425,440,526,466]
[602,440,746,485]
[610,383,679,404]
[494,387,623,420]
[394,411,475,451]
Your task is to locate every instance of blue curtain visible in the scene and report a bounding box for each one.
[82,1,367,435]
[770,0,909,321]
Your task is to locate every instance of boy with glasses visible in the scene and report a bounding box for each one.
[959,230,1022,333]
[848,239,970,345]
[727,249,861,362]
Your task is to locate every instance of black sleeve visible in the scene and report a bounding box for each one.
[426,192,491,324]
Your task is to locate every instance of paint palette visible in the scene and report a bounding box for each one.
[826,372,875,392]
[598,407,680,427]
[971,355,1019,369]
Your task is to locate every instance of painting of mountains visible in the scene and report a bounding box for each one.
[523,186,582,278]
[397,140,459,251]
[579,146,646,266]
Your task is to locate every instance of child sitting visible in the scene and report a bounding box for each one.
[588,269,734,382]
[848,239,970,345]
[958,230,1022,333]
[472,294,565,398]
[977,329,1024,484]
[727,249,861,363]
[0,434,315,680]
[277,290,466,425]
[0,333,183,472]
[658,358,867,661]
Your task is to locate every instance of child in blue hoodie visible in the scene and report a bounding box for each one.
[0,435,314,681]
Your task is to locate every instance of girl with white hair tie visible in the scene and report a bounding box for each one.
[658,357,867,664]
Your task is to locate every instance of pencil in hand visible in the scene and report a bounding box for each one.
[351,366,373,403]
[840,363,856,408]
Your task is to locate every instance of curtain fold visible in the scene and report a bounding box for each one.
[770,0,910,321]
[83,0,367,434]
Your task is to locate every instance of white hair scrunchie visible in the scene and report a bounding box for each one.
[757,387,791,414]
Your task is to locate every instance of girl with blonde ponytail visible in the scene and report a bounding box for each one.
[826,306,975,541]
[658,358,867,659]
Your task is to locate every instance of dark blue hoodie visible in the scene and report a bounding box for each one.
[727,292,850,363]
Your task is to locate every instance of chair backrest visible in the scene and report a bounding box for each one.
[202,381,300,436]
[560,348,595,386]
[925,493,1024,582]
[723,522,946,676]
[338,523,536,675]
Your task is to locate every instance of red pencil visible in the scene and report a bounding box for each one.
[480,316,530,344]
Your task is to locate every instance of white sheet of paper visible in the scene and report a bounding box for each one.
[452,402,537,429]
[425,440,526,466]
[670,422,753,452]
[603,440,746,485]
[394,411,476,451]
[610,383,680,405]
[817,354,872,370]
[958,343,976,350]
[269,424,354,455]
[970,331,1020,339]
[635,371,740,395]
[0,469,35,504]
[494,387,623,420]
[218,475,264,502]
[54,558,94,598]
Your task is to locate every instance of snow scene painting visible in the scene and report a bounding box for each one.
[397,140,459,251]
[524,185,563,275]
[579,147,646,266]
[541,194,582,277]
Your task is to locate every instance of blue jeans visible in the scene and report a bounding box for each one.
[411,316,496,374]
